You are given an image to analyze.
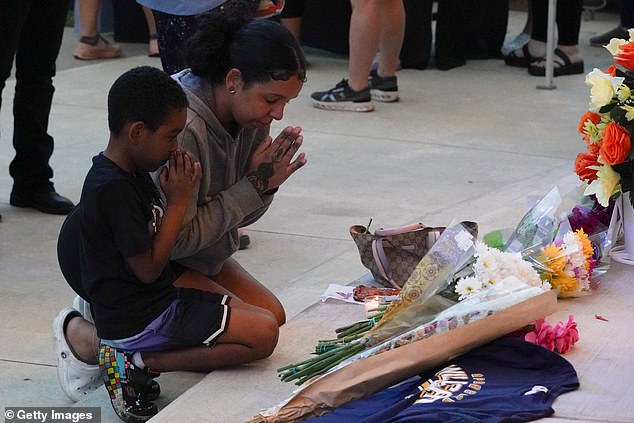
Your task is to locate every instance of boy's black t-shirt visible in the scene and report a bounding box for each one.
[73,153,177,339]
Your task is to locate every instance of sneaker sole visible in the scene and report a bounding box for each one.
[311,99,374,112]
[371,90,399,103]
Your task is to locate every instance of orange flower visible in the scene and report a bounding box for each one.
[605,65,617,77]
[584,135,600,155]
[615,43,634,70]
[577,111,601,134]
[599,122,631,165]
[574,152,599,182]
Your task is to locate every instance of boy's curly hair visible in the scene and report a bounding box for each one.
[108,66,188,136]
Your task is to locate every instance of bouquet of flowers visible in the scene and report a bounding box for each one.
[575,30,634,208]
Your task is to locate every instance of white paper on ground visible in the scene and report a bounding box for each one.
[320,284,363,304]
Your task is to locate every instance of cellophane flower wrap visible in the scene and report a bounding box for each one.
[576,29,634,208]
[276,221,476,386]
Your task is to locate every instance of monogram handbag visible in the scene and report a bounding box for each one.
[350,221,478,289]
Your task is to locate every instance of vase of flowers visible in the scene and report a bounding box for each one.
[575,30,634,260]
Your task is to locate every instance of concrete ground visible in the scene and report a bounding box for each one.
[0,7,629,423]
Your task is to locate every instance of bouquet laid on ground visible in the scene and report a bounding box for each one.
[278,221,476,385]
[575,29,634,208]
[481,187,598,298]
[277,216,568,386]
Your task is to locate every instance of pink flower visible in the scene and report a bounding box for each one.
[554,315,580,354]
[525,319,555,351]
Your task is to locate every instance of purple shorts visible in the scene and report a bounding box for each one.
[102,288,231,352]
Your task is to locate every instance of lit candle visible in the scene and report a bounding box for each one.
[364,296,380,318]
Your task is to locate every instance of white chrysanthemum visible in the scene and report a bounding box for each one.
[455,276,482,300]
[515,259,543,288]
[473,240,490,257]
[480,269,500,287]
[629,28,634,42]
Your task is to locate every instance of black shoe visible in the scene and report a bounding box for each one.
[590,26,629,47]
[311,79,374,112]
[99,345,159,423]
[239,234,251,250]
[10,188,74,215]
[368,69,399,102]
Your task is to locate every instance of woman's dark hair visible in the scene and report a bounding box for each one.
[108,66,188,136]
[186,8,307,86]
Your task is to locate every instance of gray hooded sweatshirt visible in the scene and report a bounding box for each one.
[167,69,274,275]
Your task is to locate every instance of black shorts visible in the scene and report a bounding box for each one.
[102,288,231,351]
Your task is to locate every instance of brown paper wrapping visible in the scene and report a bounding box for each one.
[255,289,557,422]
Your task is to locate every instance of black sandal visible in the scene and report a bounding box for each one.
[504,44,536,68]
[528,48,584,77]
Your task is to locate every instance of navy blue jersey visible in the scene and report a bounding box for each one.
[306,337,578,423]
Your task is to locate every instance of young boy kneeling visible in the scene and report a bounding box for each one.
[58,66,279,422]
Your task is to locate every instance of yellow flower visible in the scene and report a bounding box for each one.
[584,164,621,206]
[621,104,634,121]
[575,229,595,268]
[618,84,632,102]
[551,272,578,294]
[540,244,567,273]
[586,69,624,111]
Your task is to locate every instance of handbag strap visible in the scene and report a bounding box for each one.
[374,222,425,236]
[371,238,402,289]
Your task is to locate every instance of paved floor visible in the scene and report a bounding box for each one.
[0,7,626,423]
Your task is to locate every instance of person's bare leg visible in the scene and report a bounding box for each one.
[64,270,279,372]
[74,0,121,59]
[376,0,405,78]
[78,0,100,37]
[66,316,100,364]
[206,258,286,325]
[142,6,159,56]
[348,0,381,91]
[141,299,279,372]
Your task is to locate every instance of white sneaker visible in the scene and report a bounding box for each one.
[52,307,101,402]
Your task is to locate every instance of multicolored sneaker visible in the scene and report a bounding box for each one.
[310,79,374,112]
[99,345,159,423]
[368,69,399,103]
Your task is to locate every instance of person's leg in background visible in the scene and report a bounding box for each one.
[501,0,533,56]
[374,0,404,85]
[528,0,583,76]
[0,0,31,222]
[590,0,634,46]
[73,0,122,60]
[142,6,160,57]
[310,0,404,112]
[7,0,75,214]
